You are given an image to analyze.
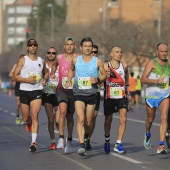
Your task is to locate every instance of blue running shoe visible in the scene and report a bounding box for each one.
[104,142,110,154]
[114,143,126,154]
[144,134,151,149]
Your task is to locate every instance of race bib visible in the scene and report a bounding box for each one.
[157,81,168,89]
[110,87,123,99]
[28,72,41,82]
[78,77,91,89]
[62,77,74,89]
[46,80,58,94]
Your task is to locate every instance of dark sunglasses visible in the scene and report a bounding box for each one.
[92,51,98,54]
[28,43,38,47]
[47,52,56,55]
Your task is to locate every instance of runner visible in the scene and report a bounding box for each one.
[103,46,129,154]
[141,42,170,154]
[42,47,59,150]
[65,37,106,156]
[8,54,24,124]
[13,39,48,152]
[51,37,77,153]
[84,44,102,150]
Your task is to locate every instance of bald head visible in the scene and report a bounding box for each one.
[157,42,169,51]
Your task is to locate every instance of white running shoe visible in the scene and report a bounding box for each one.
[64,138,72,154]
[57,138,64,149]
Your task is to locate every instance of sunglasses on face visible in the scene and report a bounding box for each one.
[47,52,56,55]
[28,43,38,47]
[92,51,98,54]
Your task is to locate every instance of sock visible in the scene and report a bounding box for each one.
[146,132,151,137]
[67,137,72,141]
[32,133,37,143]
[59,135,64,138]
[158,141,164,146]
[51,139,55,143]
[117,140,121,144]
[85,132,88,139]
[105,135,110,143]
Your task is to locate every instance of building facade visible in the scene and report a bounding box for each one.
[67,0,170,25]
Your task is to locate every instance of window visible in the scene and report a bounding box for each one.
[16,17,27,24]
[108,0,118,7]
[16,6,31,14]
[8,27,15,35]
[8,7,15,14]
[8,17,15,24]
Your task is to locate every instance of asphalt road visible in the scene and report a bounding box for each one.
[0,93,170,170]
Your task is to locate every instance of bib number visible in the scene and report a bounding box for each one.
[157,82,168,89]
[110,87,123,98]
[28,72,41,82]
[62,77,74,89]
[78,77,91,89]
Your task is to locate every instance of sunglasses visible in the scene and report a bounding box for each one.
[28,43,38,47]
[92,51,98,54]
[47,52,56,55]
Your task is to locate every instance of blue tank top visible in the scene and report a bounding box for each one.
[73,55,98,96]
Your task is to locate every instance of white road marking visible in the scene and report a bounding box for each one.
[110,152,142,164]
[54,129,143,164]
[10,112,16,116]
[4,109,8,113]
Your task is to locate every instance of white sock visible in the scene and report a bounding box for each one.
[51,139,55,143]
[117,140,121,144]
[32,133,37,143]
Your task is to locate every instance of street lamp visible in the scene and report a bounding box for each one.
[47,3,54,41]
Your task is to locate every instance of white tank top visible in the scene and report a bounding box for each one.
[20,55,43,91]
[44,63,58,94]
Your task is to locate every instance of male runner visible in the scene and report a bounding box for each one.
[42,47,59,150]
[141,42,170,154]
[65,37,106,156]
[103,46,129,154]
[51,37,77,153]
[13,39,48,152]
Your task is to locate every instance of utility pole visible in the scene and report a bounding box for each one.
[157,0,162,42]
[47,4,54,42]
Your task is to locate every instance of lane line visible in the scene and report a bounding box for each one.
[2,125,93,170]
[54,129,143,164]
[110,152,142,164]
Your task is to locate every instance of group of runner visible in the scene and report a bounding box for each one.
[10,38,169,155]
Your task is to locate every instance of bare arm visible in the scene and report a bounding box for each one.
[51,55,59,78]
[123,62,129,94]
[65,58,76,88]
[13,58,36,84]
[97,58,107,84]
[8,64,16,78]
[42,59,48,86]
[141,60,164,85]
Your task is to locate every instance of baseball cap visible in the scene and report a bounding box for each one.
[65,37,75,43]
[27,39,38,46]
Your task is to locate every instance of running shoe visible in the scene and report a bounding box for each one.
[64,138,72,154]
[78,143,86,156]
[15,117,20,125]
[104,142,110,154]
[157,145,167,154]
[49,143,56,150]
[29,142,37,152]
[26,116,32,132]
[143,133,151,149]
[114,143,126,154]
[56,138,64,149]
[85,139,92,151]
